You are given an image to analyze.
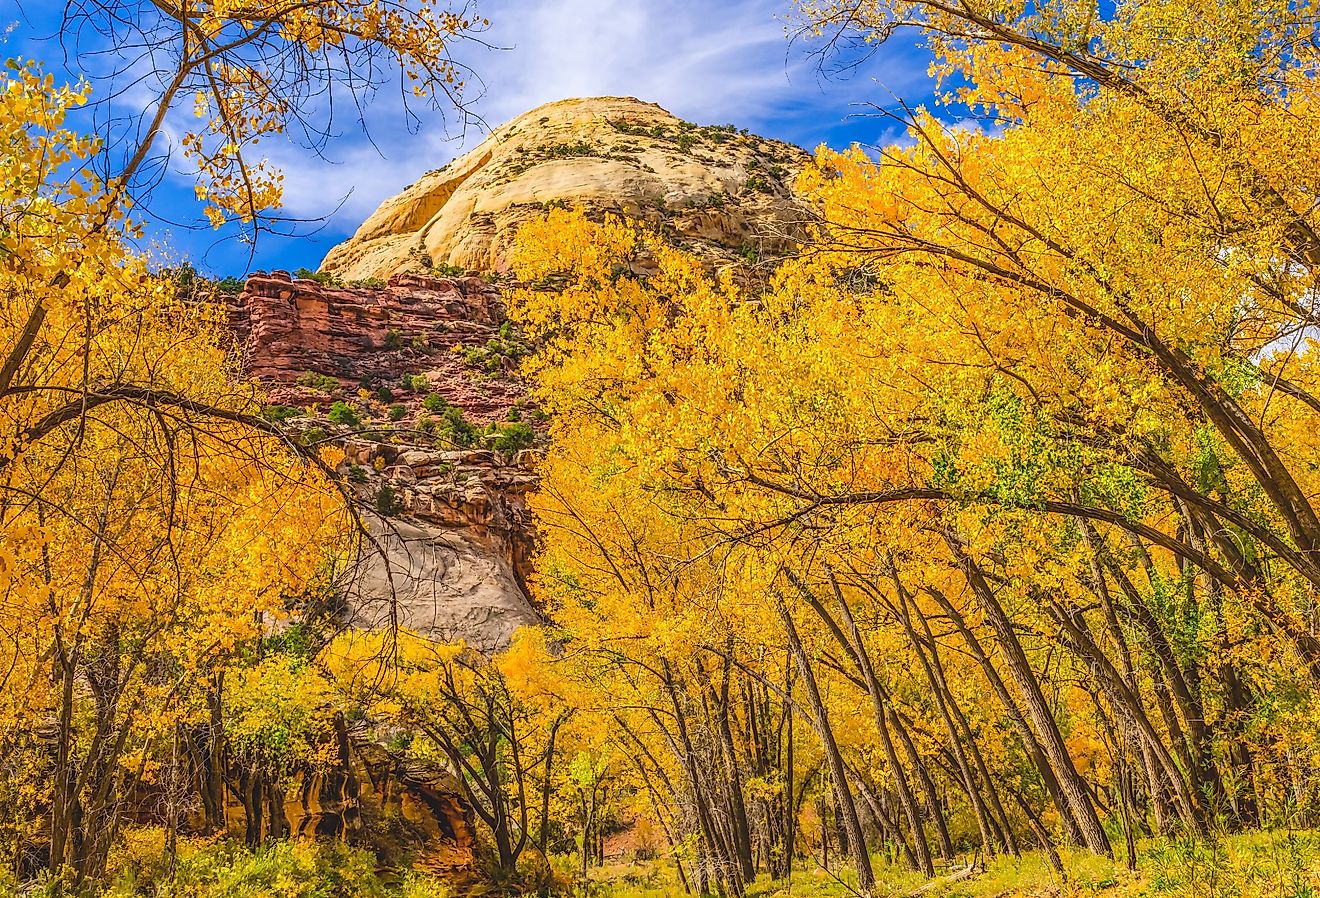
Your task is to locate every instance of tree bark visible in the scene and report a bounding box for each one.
[775,587,876,893]
[921,582,1086,848]
[789,568,934,876]
[943,532,1112,856]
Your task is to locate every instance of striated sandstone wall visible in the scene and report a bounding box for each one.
[231,270,542,651]
[233,270,520,418]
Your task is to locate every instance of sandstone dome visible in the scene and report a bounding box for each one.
[320,96,813,280]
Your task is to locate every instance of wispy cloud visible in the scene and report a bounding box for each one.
[11,0,937,271]
[269,0,935,225]
[469,0,795,125]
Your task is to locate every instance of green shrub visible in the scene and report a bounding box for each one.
[608,119,654,137]
[395,871,453,898]
[401,373,430,392]
[375,385,395,402]
[460,345,499,373]
[430,260,467,277]
[547,140,595,159]
[348,464,368,483]
[383,328,403,350]
[487,421,536,454]
[215,275,246,294]
[460,329,529,375]
[293,267,342,287]
[387,404,407,421]
[415,402,478,447]
[262,404,302,422]
[376,484,402,516]
[162,262,200,292]
[296,426,328,447]
[348,277,386,289]
[327,401,362,427]
[439,407,479,447]
[295,371,340,391]
[108,837,385,898]
[263,621,316,661]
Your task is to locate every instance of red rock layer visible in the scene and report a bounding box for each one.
[232,270,527,423]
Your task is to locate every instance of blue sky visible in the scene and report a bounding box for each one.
[4,1,939,276]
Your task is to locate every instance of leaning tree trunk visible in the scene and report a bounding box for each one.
[944,533,1113,857]
[774,587,876,894]
[923,583,1086,847]
[790,569,934,876]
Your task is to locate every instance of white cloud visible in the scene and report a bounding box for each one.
[266,0,933,228]
[10,0,932,263]
[470,0,792,125]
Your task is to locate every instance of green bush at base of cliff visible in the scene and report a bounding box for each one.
[328,401,363,427]
[399,373,427,392]
[262,404,303,422]
[296,371,342,392]
[486,421,535,454]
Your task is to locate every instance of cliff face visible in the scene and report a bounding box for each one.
[236,100,813,653]
[231,271,541,652]
[234,270,521,418]
[320,96,813,280]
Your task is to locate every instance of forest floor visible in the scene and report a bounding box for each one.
[49,826,1320,897]
[587,828,1320,898]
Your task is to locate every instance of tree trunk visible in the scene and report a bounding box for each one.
[707,651,756,880]
[943,533,1112,857]
[881,572,1000,858]
[888,708,955,861]
[922,583,1086,848]
[790,569,933,877]
[774,588,876,894]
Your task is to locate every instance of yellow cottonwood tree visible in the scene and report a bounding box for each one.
[0,67,355,883]
[507,44,1320,873]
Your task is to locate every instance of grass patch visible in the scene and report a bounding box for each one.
[591,831,1320,898]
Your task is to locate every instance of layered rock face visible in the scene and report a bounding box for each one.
[320,96,813,280]
[234,270,522,418]
[231,270,541,651]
